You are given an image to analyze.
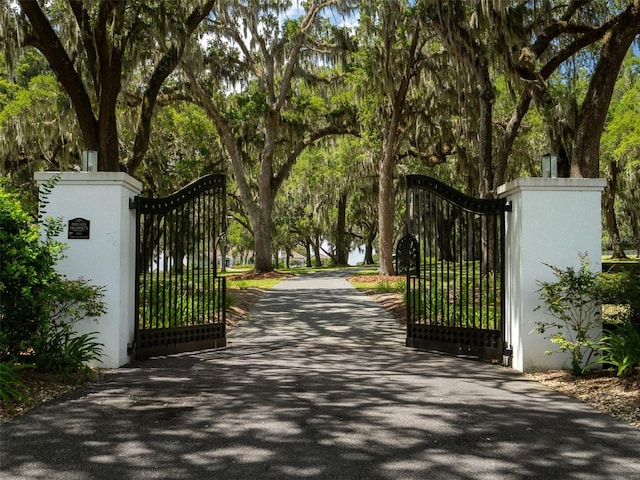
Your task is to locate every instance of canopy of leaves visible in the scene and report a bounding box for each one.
[2,0,639,268]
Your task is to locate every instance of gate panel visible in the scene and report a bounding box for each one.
[133,174,226,360]
[401,175,510,363]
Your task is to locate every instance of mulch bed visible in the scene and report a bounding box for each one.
[526,368,640,428]
[226,271,294,280]
[349,275,405,283]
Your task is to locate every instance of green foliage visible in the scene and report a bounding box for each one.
[0,186,58,358]
[601,53,640,254]
[140,275,228,328]
[226,276,283,291]
[534,254,601,376]
[138,103,224,193]
[0,64,74,182]
[0,182,106,372]
[596,269,640,326]
[31,278,105,375]
[349,275,406,294]
[46,279,107,325]
[596,268,640,377]
[401,262,501,330]
[602,53,640,164]
[0,75,60,127]
[31,323,103,376]
[374,278,406,294]
[599,321,640,377]
[0,361,32,404]
[405,284,500,330]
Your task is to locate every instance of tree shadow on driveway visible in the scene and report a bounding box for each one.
[2,271,639,480]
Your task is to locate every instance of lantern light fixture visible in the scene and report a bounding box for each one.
[81,149,98,172]
[541,153,558,179]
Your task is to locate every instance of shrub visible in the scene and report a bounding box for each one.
[31,322,103,376]
[534,253,601,376]
[32,278,106,375]
[0,181,106,372]
[0,187,58,358]
[599,321,640,377]
[596,270,640,327]
[594,268,640,377]
[46,278,107,325]
[0,361,32,404]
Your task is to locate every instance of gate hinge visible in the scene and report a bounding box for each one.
[129,197,138,210]
[504,201,512,212]
[502,345,513,367]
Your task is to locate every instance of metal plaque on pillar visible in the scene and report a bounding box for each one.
[68,217,90,239]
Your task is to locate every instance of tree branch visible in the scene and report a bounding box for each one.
[182,61,260,223]
[273,124,360,193]
[540,18,615,78]
[68,1,98,90]
[398,144,453,166]
[128,0,216,174]
[275,1,330,112]
[18,0,98,148]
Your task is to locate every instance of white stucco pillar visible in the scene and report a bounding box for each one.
[35,172,142,368]
[497,178,606,372]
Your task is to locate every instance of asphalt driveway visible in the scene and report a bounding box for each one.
[1,269,638,479]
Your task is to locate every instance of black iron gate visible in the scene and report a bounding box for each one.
[131,174,226,360]
[397,175,511,363]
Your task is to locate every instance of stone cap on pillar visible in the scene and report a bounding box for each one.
[34,171,142,193]
[497,177,606,197]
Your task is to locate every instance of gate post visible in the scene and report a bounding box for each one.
[497,178,606,372]
[35,172,142,368]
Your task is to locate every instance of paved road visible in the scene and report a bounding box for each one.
[1,270,639,479]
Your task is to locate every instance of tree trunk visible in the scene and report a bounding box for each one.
[378,154,396,275]
[335,194,348,265]
[305,240,312,267]
[97,73,122,172]
[219,236,227,273]
[604,161,627,259]
[252,221,274,272]
[495,94,533,187]
[572,1,640,177]
[632,217,640,258]
[436,208,458,262]
[19,0,99,159]
[378,17,422,276]
[364,224,377,265]
[477,71,495,196]
[313,234,323,267]
[244,163,275,273]
[379,84,408,276]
